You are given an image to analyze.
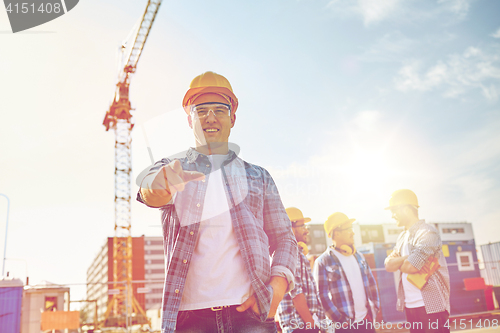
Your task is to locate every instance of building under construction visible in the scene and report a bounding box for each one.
[83,236,164,327]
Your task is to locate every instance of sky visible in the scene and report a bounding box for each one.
[1,0,499,306]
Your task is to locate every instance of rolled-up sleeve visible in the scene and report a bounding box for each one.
[407,229,440,271]
[262,169,297,293]
[288,252,303,299]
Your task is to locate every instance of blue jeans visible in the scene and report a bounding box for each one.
[175,306,277,333]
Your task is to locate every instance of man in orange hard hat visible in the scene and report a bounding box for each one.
[314,213,379,332]
[277,208,328,333]
[384,189,450,333]
[137,72,296,333]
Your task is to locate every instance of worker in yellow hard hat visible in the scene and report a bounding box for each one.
[384,189,450,333]
[137,72,297,333]
[314,212,379,332]
[276,207,329,333]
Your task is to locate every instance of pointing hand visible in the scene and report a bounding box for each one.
[154,160,205,195]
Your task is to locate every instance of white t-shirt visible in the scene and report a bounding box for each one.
[179,154,252,310]
[401,231,425,308]
[331,249,368,322]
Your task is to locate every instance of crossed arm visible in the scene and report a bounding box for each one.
[385,230,441,274]
[384,251,419,274]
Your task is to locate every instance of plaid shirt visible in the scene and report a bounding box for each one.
[391,220,450,314]
[313,248,380,323]
[278,248,327,333]
[137,148,297,333]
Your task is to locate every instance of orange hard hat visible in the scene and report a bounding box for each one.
[182,71,238,114]
[385,189,419,210]
[324,212,355,238]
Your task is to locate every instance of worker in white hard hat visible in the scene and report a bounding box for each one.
[314,212,379,332]
[384,189,450,333]
[137,72,296,333]
[277,208,329,333]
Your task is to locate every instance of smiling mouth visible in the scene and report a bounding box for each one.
[204,128,219,133]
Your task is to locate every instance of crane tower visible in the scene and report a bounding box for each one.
[102,0,162,327]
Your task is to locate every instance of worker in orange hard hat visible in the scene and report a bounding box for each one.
[137,72,296,333]
[384,189,450,333]
[183,71,239,114]
[181,71,239,155]
[277,208,329,333]
[314,212,379,332]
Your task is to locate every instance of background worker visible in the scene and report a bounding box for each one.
[314,213,379,332]
[277,207,328,333]
[138,71,297,333]
[384,189,450,333]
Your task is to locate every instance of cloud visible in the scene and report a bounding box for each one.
[491,28,500,39]
[394,45,500,101]
[326,0,401,26]
[326,0,474,26]
[360,31,418,62]
[357,0,400,26]
[437,0,471,19]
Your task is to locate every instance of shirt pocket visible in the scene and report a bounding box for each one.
[325,264,342,283]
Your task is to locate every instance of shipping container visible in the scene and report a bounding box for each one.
[0,278,23,333]
[481,241,500,286]
[443,240,486,314]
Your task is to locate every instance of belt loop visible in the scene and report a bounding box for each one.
[211,305,231,311]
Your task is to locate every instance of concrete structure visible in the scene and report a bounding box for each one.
[21,281,70,333]
[84,236,163,325]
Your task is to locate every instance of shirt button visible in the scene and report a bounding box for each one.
[189,231,194,236]
[196,203,200,207]
[183,259,187,264]
[175,289,179,294]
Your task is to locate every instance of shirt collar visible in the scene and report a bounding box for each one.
[407,219,426,233]
[186,147,238,164]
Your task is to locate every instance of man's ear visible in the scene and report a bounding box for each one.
[188,114,193,129]
[402,205,411,217]
[231,113,236,128]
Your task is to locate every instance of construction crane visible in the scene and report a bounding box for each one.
[102,0,162,328]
